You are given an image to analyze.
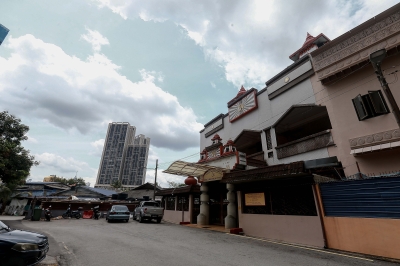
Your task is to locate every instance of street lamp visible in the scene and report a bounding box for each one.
[370,49,400,128]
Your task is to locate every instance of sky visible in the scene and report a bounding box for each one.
[0,0,398,188]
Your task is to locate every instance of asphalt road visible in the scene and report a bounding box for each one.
[3,218,398,266]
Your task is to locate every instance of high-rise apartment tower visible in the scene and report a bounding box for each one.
[95,122,150,189]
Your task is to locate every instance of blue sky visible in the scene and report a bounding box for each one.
[0,0,397,187]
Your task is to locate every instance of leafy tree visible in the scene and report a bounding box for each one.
[0,111,39,210]
[167,181,186,188]
[111,180,122,189]
[48,175,87,186]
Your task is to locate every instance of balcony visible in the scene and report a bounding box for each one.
[276,130,334,159]
[246,151,267,167]
[349,128,400,155]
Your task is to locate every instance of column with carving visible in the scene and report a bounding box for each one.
[225,183,237,229]
[197,183,209,225]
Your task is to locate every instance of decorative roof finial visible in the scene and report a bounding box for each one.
[236,85,247,97]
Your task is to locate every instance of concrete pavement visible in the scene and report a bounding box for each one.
[8,218,398,266]
[0,215,25,220]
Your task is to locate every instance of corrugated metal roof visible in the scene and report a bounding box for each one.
[82,186,115,196]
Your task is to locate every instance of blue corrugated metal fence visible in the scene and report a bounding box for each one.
[320,177,400,219]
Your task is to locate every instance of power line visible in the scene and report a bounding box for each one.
[152,61,400,168]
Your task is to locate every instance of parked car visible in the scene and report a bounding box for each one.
[0,220,49,266]
[106,205,130,223]
[133,201,164,223]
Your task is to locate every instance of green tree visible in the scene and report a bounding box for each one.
[0,111,39,209]
[111,180,122,189]
[48,176,87,186]
[167,181,186,188]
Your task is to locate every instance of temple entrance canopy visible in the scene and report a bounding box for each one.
[163,160,228,182]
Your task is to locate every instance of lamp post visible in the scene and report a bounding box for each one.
[369,49,400,128]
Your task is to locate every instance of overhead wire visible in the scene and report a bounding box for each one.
[154,58,400,169]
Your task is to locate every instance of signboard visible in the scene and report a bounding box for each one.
[0,24,9,46]
[245,193,265,206]
[200,169,224,182]
[238,152,247,165]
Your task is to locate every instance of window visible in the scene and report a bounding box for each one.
[166,196,175,210]
[176,196,189,211]
[265,129,272,150]
[352,90,389,121]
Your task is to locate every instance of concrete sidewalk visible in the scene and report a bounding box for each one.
[38,256,59,266]
[0,215,25,220]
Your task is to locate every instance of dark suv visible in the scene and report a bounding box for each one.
[0,220,49,266]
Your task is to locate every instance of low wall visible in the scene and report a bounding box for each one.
[163,210,190,224]
[323,217,400,260]
[239,213,324,247]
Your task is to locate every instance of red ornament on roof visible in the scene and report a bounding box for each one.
[303,32,315,45]
[224,139,235,147]
[211,134,222,141]
[236,86,247,97]
[289,32,330,61]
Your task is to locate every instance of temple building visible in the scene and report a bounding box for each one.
[164,30,341,248]
[163,3,400,260]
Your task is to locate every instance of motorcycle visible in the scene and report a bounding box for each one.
[43,205,52,221]
[62,204,82,219]
[92,206,101,220]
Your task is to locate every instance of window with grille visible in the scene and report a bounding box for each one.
[266,129,272,150]
[352,90,389,121]
[166,196,176,210]
[242,185,317,216]
[176,196,189,211]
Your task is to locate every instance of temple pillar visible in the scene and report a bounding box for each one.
[197,183,209,225]
[225,183,237,229]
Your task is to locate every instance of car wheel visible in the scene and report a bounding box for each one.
[132,214,136,221]
[107,219,111,223]
[138,214,144,223]
[156,218,162,223]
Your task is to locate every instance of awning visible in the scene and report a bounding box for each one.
[163,160,228,178]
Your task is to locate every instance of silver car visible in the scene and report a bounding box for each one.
[106,205,130,223]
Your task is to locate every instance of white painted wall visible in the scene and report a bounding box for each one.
[200,59,329,166]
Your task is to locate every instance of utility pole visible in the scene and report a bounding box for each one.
[153,159,158,200]
[370,49,400,128]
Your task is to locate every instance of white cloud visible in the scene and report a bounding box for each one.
[35,152,92,174]
[145,168,185,188]
[25,134,38,143]
[93,0,399,87]
[0,34,203,151]
[81,28,110,52]
[90,139,105,156]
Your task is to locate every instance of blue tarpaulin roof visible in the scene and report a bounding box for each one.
[82,186,115,196]
[0,24,9,45]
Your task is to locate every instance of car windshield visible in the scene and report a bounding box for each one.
[113,206,128,211]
